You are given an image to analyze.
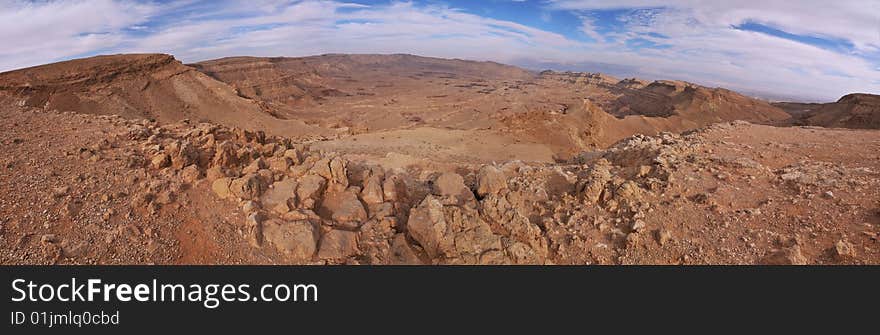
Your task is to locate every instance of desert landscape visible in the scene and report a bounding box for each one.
[1,53,878,265]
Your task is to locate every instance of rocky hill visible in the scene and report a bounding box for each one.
[806,94,880,129]
[0,54,328,138]
[1,105,878,265]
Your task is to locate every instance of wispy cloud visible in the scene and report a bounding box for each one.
[0,0,877,101]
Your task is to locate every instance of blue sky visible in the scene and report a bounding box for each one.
[1,0,879,101]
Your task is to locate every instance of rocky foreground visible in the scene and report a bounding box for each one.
[1,106,879,264]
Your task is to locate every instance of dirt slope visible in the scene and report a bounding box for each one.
[0,54,328,138]
[190,55,793,162]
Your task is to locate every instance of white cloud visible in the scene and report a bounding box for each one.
[0,0,155,69]
[0,0,876,101]
[546,0,880,100]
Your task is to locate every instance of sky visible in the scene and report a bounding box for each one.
[1,0,879,101]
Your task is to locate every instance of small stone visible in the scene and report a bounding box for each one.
[631,219,647,232]
[760,246,807,265]
[52,186,70,198]
[823,191,835,199]
[40,234,59,244]
[211,177,233,199]
[833,240,854,260]
[61,240,88,258]
[180,165,202,184]
[150,153,171,169]
[655,229,672,246]
[637,165,652,178]
[241,200,260,213]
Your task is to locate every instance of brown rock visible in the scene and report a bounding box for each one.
[212,141,238,168]
[150,153,171,169]
[180,164,201,184]
[310,157,333,180]
[267,157,292,174]
[382,174,404,201]
[360,175,384,204]
[241,158,267,175]
[272,202,291,214]
[261,178,297,209]
[262,220,316,261]
[476,166,507,197]
[229,173,266,200]
[433,172,474,205]
[390,234,423,265]
[241,200,260,214]
[297,174,327,203]
[579,158,612,203]
[283,149,301,164]
[211,177,233,199]
[760,246,808,265]
[833,240,854,260]
[320,188,367,225]
[40,234,59,244]
[406,195,448,258]
[317,230,359,260]
[246,211,266,246]
[205,165,226,181]
[434,172,466,197]
[170,140,199,170]
[655,229,673,246]
[329,156,349,186]
[52,186,70,198]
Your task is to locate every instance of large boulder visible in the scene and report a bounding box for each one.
[476,166,507,197]
[360,175,384,204]
[406,195,503,263]
[317,230,359,260]
[406,196,450,259]
[382,174,406,202]
[261,178,297,211]
[329,157,349,186]
[578,158,612,203]
[262,220,317,262]
[433,172,475,205]
[168,140,199,170]
[212,141,238,168]
[390,234,423,265]
[297,175,327,203]
[320,188,367,226]
[229,173,266,200]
